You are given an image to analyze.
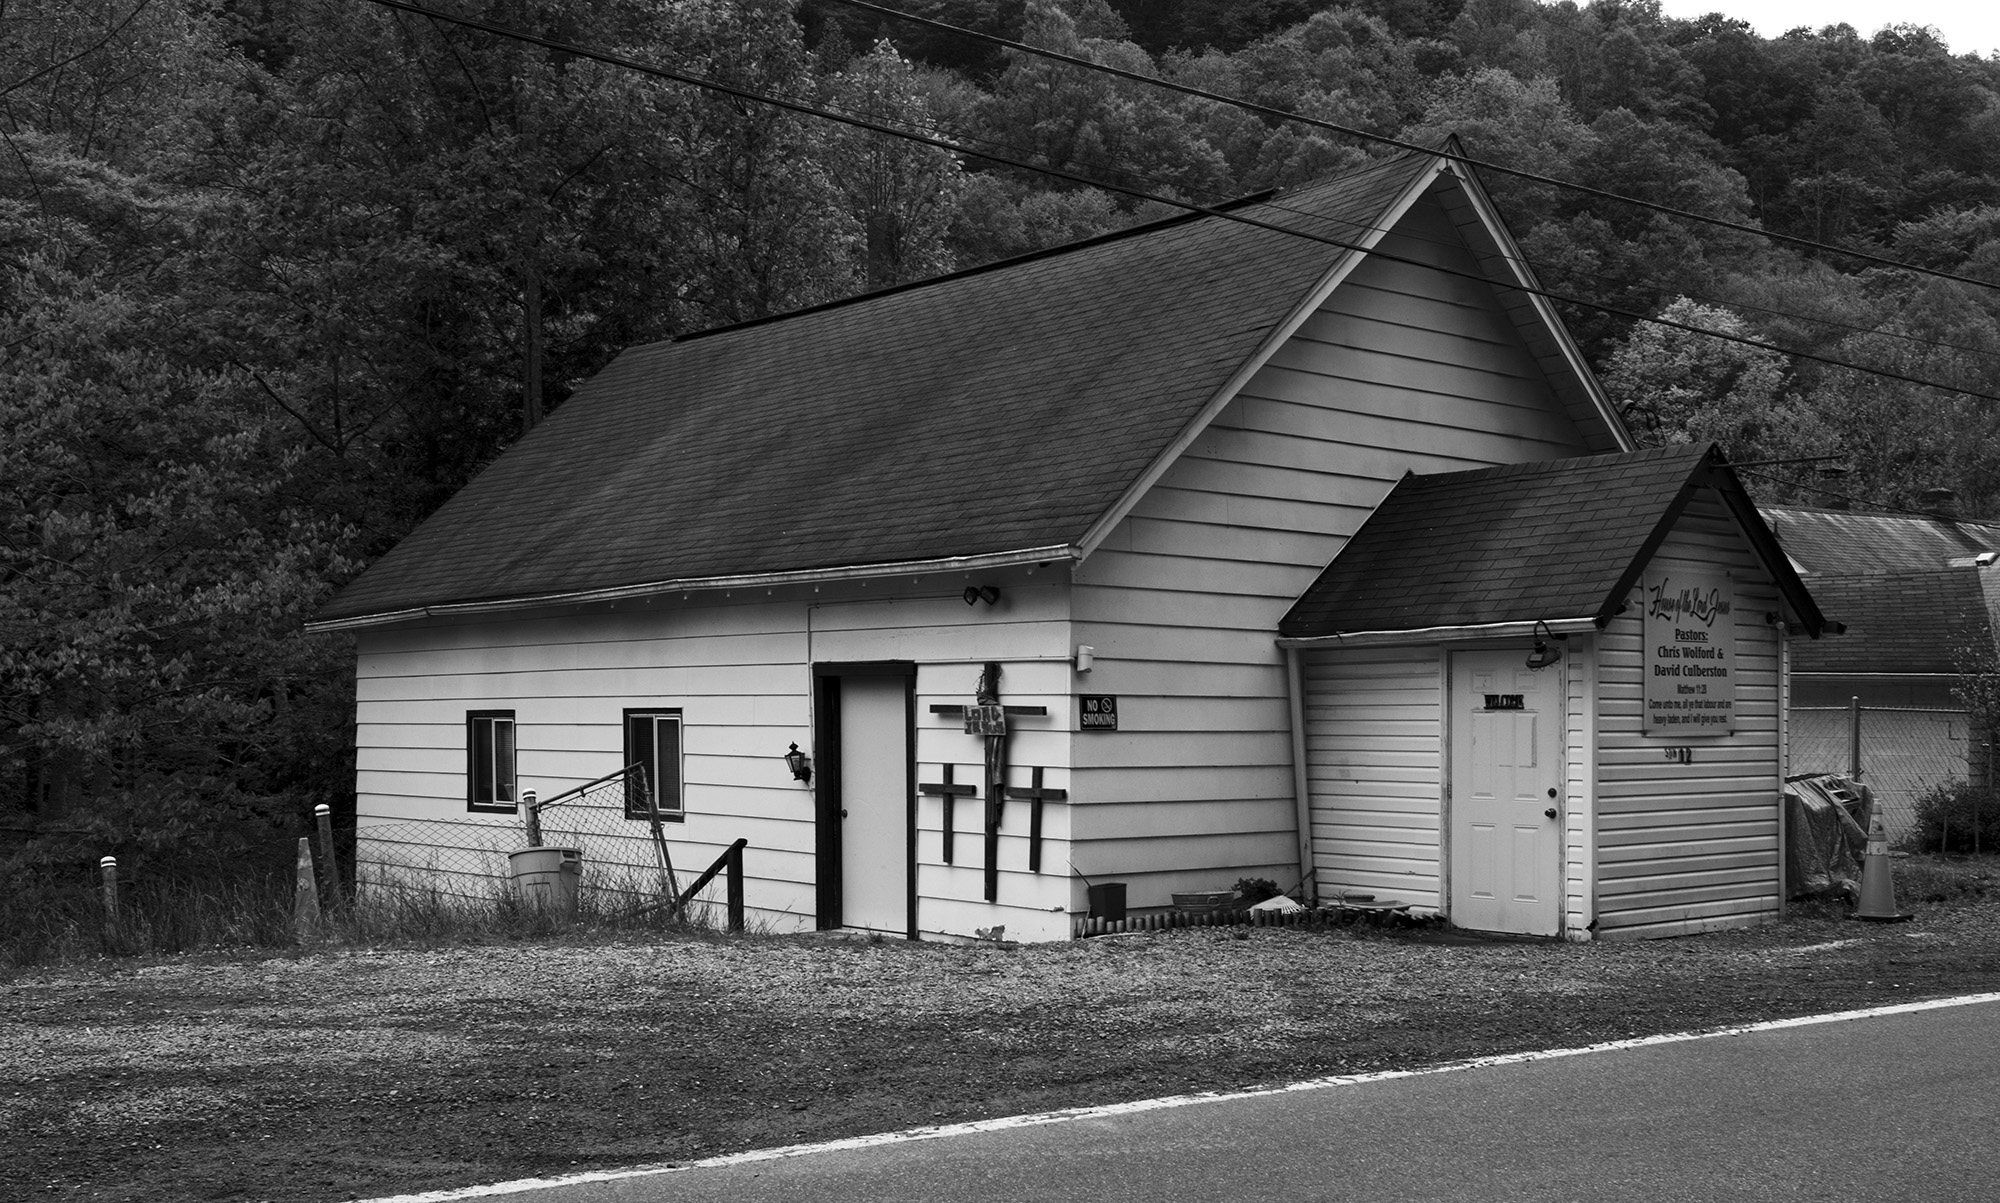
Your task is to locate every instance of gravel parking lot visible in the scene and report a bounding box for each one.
[6,867,1998,1203]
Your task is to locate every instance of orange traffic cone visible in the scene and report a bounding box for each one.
[1852,812,1912,923]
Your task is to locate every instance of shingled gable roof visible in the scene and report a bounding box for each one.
[313,144,1628,630]
[1278,443,1827,640]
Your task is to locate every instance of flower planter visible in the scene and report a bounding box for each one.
[1171,889,1235,914]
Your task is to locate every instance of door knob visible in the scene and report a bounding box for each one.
[1546,788,1558,798]
[1544,807,1558,819]
[840,808,849,818]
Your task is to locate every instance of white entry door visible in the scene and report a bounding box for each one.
[1449,649,1562,935]
[838,675,909,933]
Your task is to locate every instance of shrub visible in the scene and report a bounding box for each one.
[1233,877,1282,904]
[1906,779,2000,854]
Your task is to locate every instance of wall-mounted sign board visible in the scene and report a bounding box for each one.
[1642,570,1736,736]
[1079,695,1118,731]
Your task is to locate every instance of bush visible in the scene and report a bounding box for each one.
[1907,779,2000,854]
[0,847,742,968]
[1233,877,1282,904]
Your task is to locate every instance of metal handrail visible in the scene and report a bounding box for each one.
[625,838,747,931]
[532,763,644,811]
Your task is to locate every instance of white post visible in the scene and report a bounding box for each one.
[99,855,119,938]
[314,803,339,909]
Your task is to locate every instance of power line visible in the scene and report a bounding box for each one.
[1249,196,2000,365]
[1732,464,1935,516]
[823,0,2000,297]
[819,77,2000,365]
[355,0,2000,407]
[811,5,2000,364]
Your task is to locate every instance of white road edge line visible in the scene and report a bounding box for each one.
[360,990,2000,1202]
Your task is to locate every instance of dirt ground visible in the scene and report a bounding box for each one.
[6,878,2000,1203]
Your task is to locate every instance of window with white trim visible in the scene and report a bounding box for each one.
[624,709,684,822]
[467,711,517,812]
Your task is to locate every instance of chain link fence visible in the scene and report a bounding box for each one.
[354,766,701,914]
[1791,706,1975,842]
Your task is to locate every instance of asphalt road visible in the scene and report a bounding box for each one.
[380,997,2000,1203]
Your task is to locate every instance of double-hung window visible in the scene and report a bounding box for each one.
[624,709,684,822]
[467,711,517,812]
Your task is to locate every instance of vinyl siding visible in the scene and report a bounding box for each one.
[1563,635,1598,939]
[1300,645,1444,908]
[1069,193,1598,911]
[1593,495,1784,939]
[351,571,1076,939]
[1301,638,1596,933]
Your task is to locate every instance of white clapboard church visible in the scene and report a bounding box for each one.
[310,143,1828,942]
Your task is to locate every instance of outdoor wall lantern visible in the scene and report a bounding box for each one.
[1525,620,1563,671]
[784,742,813,786]
[962,585,1001,606]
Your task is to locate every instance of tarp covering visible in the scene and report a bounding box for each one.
[1785,774,1871,899]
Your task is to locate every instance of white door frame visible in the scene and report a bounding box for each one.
[1446,646,1565,936]
[812,662,916,937]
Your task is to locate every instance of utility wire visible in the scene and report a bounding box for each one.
[808,75,2000,365]
[823,0,2000,297]
[356,0,2000,406]
[1732,464,1936,516]
[807,6,2000,364]
[816,74,2000,367]
[1248,195,2000,364]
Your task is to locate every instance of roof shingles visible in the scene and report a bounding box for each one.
[1280,444,1756,637]
[320,154,1435,624]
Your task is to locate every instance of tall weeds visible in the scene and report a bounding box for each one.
[1,863,734,969]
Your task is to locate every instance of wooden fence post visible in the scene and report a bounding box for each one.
[292,837,320,936]
[726,840,745,933]
[99,855,118,939]
[522,788,541,847]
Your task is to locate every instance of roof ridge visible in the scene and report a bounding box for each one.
[1763,503,2000,528]
[1805,565,1987,579]
[676,150,1435,346]
[1398,441,1706,489]
[676,186,1286,346]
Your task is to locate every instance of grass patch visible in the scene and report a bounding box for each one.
[0,864,737,968]
[1893,853,2000,906]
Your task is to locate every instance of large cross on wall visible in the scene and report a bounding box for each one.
[919,662,1064,901]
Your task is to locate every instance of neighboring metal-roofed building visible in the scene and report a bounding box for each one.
[1762,507,2000,577]
[1787,569,1998,707]
[1760,506,2000,840]
[1760,506,2000,707]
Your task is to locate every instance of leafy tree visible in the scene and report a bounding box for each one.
[0,134,356,865]
[1600,297,1838,492]
[822,40,968,287]
[979,0,1232,202]
[1797,274,2000,515]
[1403,69,1596,217]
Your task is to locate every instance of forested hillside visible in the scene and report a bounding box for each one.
[4,0,1998,862]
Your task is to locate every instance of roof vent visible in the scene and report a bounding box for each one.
[1918,487,1960,520]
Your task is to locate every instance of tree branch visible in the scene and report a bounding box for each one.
[0,0,156,99]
